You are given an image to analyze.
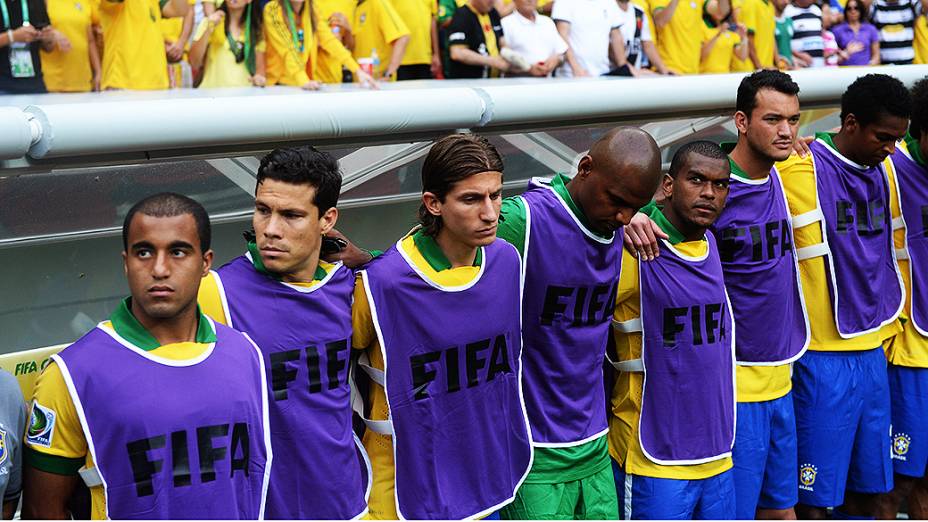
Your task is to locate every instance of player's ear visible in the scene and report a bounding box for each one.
[660,173,674,200]
[202,249,214,276]
[423,192,442,217]
[319,207,338,235]
[733,110,749,134]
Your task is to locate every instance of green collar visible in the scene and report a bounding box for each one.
[551,173,610,240]
[645,203,687,245]
[412,229,483,271]
[720,142,765,182]
[110,297,216,352]
[905,132,927,167]
[815,131,838,151]
[247,241,328,282]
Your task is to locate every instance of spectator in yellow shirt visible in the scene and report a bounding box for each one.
[351,0,410,80]
[393,0,440,79]
[700,21,748,72]
[98,0,189,90]
[652,0,705,73]
[313,0,354,82]
[189,0,266,87]
[161,0,195,87]
[263,0,373,88]
[41,0,102,91]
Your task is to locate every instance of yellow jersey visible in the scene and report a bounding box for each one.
[700,24,741,73]
[884,139,928,368]
[776,145,903,352]
[98,0,170,90]
[192,17,267,88]
[41,0,98,92]
[263,0,359,85]
[314,0,356,83]
[160,0,196,44]
[652,0,704,74]
[752,0,776,68]
[351,0,410,78]
[392,0,436,65]
[730,0,754,71]
[609,243,733,480]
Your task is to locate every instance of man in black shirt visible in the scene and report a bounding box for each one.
[0,0,64,94]
[447,0,509,78]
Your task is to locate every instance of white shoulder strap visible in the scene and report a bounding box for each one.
[350,353,393,436]
[79,465,103,488]
[796,243,830,260]
[791,208,825,229]
[892,216,906,231]
[612,317,643,333]
[896,248,910,260]
[605,353,644,373]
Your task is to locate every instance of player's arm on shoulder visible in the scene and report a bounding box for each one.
[198,271,229,326]
[22,362,86,519]
[496,196,527,258]
[352,274,376,350]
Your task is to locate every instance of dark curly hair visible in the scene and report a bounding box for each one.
[668,140,728,178]
[256,146,342,214]
[840,74,912,128]
[909,76,928,138]
[418,134,504,237]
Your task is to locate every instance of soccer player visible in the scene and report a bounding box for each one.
[609,141,736,520]
[496,127,663,520]
[22,193,271,519]
[875,76,928,520]
[197,147,370,519]
[776,73,910,519]
[352,133,533,519]
[715,70,806,520]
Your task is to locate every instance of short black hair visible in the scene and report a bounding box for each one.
[668,140,728,177]
[122,192,211,252]
[909,76,928,138]
[256,146,342,214]
[736,70,800,117]
[841,74,912,128]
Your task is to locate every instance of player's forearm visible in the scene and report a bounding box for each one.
[450,45,493,66]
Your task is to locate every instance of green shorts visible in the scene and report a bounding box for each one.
[501,437,619,520]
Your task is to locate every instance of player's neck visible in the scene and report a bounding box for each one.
[832,131,867,166]
[279,252,321,283]
[435,230,479,268]
[131,301,200,346]
[660,205,706,243]
[730,140,774,179]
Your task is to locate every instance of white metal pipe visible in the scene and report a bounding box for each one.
[0,107,35,160]
[13,65,928,162]
[24,88,487,159]
[480,66,928,128]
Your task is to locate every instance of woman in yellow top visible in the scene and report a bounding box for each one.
[262,0,373,89]
[41,0,101,91]
[189,0,266,87]
[699,21,748,73]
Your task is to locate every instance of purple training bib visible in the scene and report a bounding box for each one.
[520,178,622,445]
[810,139,904,337]
[889,147,928,336]
[710,168,809,364]
[638,235,736,464]
[54,321,270,520]
[362,238,532,520]
[215,256,368,520]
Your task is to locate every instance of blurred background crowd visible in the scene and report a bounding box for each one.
[0,0,922,94]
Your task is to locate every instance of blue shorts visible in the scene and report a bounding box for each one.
[612,460,736,520]
[792,348,893,508]
[889,364,928,478]
[732,393,798,517]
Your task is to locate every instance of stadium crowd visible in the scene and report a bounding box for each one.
[0,0,925,93]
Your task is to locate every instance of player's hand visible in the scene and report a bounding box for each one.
[793,135,813,158]
[301,79,322,90]
[488,55,510,72]
[623,212,667,261]
[845,41,865,55]
[430,52,442,77]
[573,66,590,77]
[165,40,184,62]
[355,69,378,89]
[529,63,547,76]
[250,73,266,87]
[12,25,40,43]
[322,228,375,268]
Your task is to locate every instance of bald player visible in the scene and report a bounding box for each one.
[496,127,663,520]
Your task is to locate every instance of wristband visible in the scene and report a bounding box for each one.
[6,29,13,43]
